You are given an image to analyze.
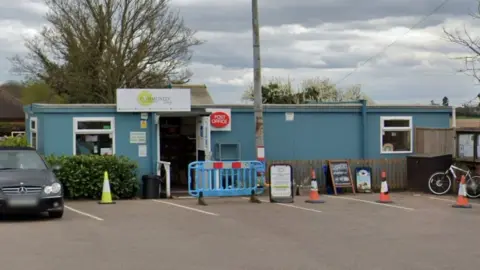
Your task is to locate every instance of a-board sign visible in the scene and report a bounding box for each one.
[328,160,356,195]
[269,164,294,203]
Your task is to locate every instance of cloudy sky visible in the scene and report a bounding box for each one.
[1,0,480,105]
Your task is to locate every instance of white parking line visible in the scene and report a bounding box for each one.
[242,198,323,213]
[428,196,480,205]
[259,199,323,213]
[428,196,455,203]
[173,196,195,199]
[64,205,104,221]
[326,195,415,211]
[152,200,219,216]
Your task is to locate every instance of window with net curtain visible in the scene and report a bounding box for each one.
[381,117,412,153]
[74,119,114,156]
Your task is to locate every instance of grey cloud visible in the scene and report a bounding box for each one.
[175,0,477,32]
[379,57,424,68]
[321,55,382,69]
[198,64,479,104]
[1,0,479,106]
[327,43,351,53]
[0,8,43,26]
[0,1,45,27]
[194,25,422,70]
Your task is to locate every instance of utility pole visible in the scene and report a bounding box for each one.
[251,0,264,203]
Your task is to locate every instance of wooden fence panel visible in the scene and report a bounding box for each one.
[267,159,407,192]
[414,127,454,155]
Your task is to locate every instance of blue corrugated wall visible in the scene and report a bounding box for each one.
[24,105,155,178]
[210,105,451,161]
[24,103,452,177]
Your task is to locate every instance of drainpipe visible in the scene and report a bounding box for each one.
[452,106,456,158]
[451,106,456,128]
[361,99,367,159]
[150,112,157,175]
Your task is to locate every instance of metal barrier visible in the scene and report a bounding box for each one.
[188,160,265,205]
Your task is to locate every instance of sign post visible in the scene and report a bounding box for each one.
[269,164,294,203]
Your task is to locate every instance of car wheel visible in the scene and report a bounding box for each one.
[48,210,64,219]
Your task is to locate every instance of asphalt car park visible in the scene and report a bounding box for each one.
[2,192,480,270]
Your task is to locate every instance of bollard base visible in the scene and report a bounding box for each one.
[376,200,393,204]
[296,185,301,196]
[249,191,261,203]
[198,193,207,206]
[305,199,325,204]
[452,204,472,208]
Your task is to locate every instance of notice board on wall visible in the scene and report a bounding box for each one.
[328,160,356,195]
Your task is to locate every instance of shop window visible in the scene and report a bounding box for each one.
[30,117,38,149]
[73,117,115,156]
[380,116,412,154]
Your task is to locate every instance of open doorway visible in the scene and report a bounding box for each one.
[159,116,197,195]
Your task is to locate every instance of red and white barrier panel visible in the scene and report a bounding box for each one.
[203,162,249,169]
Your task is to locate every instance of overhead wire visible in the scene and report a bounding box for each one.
[334,0,453,85]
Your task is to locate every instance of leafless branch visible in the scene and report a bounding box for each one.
[444,13,480,83]
[9,0,202,103]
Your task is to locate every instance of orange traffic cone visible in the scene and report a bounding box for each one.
[376,171,392,203]
[305,168,325,204]
[452,175,472,209]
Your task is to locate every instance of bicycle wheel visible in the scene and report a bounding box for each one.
[466,176,480,198]
[428,172,452,195]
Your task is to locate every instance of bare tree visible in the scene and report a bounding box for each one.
[10,0,202,103]
[444,4,480,83]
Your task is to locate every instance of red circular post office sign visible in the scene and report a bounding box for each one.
[210,111,230,128]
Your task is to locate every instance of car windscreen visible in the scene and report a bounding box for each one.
[0,150,48,170]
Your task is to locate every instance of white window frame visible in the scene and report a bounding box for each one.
[73,117,115,155]
[30,117,38,149]
[380,116,413,154]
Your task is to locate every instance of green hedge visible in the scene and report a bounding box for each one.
[44,155,139,200]
[0,135,28,147]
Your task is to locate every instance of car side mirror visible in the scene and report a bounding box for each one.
[52,165,61,171]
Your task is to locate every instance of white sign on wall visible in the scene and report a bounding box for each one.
[206,108,232,131]
[116,88,191,112]
[130,131,146,144]
[285,112,294,121]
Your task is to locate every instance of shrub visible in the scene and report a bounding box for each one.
[44,155,139,200]
[0,135,28,147]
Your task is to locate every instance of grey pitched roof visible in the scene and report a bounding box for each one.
[0,89,24,120]
[171,84,214,105]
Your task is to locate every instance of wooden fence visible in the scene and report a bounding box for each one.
[414,127,454,155]
[267,158,407,192]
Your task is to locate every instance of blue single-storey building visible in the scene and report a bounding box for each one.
[22,87,453,193]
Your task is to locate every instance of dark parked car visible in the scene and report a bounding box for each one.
[0,147,64,218]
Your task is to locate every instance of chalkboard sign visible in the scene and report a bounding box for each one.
[328,160,356,195]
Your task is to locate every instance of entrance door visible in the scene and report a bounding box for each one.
[196,116,211,161]
[195,116,214,190]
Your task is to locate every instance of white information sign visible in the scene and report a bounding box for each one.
[130,132,146,144]
[116,88,191,112]
[138,145,147,157]
[285,112,294,121]
[270,165,292,198]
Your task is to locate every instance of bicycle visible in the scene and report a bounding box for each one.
[428,164,480,198]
